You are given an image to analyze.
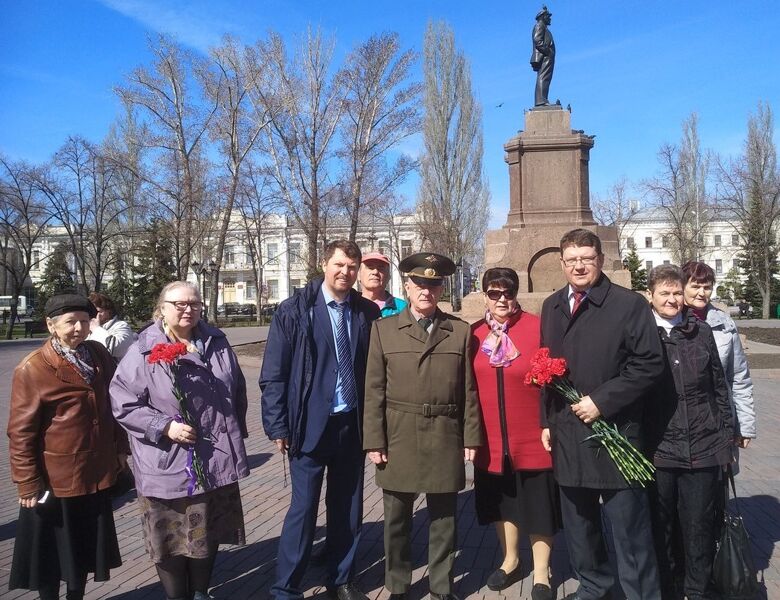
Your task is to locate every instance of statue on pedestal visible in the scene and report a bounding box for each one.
[530,5,555,107]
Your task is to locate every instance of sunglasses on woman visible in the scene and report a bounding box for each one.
[485,289,516,301]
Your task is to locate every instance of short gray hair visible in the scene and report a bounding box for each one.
[153,281,201,320]
[647,264,685,292]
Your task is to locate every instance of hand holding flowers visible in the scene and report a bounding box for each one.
[526,347,655,487]
[148,342,206,494]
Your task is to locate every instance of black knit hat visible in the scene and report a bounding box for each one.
[44,294,97,318]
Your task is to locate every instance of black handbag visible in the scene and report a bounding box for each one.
[110,465,136,498]
[712,465,759,599]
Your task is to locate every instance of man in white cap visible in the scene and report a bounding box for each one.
[359,251,407,318]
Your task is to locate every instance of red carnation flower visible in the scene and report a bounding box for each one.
[148,342,188,365]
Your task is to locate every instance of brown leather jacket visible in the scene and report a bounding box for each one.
[8,339,129,499]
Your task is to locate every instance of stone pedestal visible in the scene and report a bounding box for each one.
[461,106,629,321]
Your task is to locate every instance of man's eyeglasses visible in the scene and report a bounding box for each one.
[165,301,203,312]
[485,289,516,301]
[561,255,599,268]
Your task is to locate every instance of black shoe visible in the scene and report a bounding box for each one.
[486,566,522,591]
[389,594,409,600]
[430,594,461,600]
[329,582,368,600]
[531,583,554,600]
[310,541,326,565]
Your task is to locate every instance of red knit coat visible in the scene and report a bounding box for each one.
[471,311,553,473]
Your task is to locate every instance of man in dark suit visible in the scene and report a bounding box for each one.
[261,240,381,600]
[540,229,664,600]
[364,252,483,600]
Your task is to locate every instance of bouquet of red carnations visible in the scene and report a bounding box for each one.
[525,347,655,487]
[148,342,206,494]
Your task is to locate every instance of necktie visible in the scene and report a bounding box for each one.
[572,290,586,315]
[418,317,432,333]
[332,302,357,410]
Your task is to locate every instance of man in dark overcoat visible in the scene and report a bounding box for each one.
[363,252,484,600]
[540,229,664,600]
[261,240,381,600]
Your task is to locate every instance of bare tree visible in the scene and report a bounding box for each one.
[196,35,274,321]
[341,32,421,241]
[416,21,490,310]
[592,177,641,258]
[235,162,280,321]
[0,156,53,337]
[115,35,217,278]
[251,28,346,279]
[717,102,780,318]
[643,113,712,264]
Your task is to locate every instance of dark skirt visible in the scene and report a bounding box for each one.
[9,489,122,592]
[138,482,245,563]
[474,464,562,536]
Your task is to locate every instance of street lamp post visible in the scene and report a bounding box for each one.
[191,260,217,320]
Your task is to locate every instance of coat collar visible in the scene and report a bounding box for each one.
[397,307,454,361]
[40,338,105,386]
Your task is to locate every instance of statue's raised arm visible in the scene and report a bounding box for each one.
[530,5,555,106]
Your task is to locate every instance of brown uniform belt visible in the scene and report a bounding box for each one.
[386,399,458,417]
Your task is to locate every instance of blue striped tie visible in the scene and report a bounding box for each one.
[332,301,357,411]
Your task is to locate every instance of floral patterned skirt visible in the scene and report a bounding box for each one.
[138,482,245,563]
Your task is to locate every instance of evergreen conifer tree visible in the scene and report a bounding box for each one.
[127,219,176,323]
[622,247,648,290]
[34,243,75,319]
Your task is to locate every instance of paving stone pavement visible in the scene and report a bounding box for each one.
[0,339,777,599]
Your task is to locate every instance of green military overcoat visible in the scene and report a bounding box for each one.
[363,307,484,493]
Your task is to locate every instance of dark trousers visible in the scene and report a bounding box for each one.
[560,486,661,600]
[649,466,720,600]
[272,412,364,599]
[383,491,457,595]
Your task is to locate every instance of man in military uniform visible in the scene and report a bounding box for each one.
[363,252,483,600]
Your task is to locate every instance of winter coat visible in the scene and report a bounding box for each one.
[645,312,734,469]
[540,274,665,488]
[363,308,484,493]
[705,306,755,439]
[87,316,136,360]
[260,278,380,455]
[8,339,128,499]
[470,311,552,474]
[110,320,249,499]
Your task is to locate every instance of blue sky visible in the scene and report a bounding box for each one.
[2,1,779,228]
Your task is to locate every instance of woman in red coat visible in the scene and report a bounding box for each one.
[471,268,560,600]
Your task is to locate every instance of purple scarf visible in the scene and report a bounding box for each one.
[480,309,520,368]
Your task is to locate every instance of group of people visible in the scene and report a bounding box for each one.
[7,228,755,600]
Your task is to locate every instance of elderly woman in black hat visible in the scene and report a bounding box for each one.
[7,294,129,600]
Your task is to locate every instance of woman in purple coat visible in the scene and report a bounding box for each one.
[111,281,249,600]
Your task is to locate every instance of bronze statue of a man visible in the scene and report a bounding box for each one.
[530,5,555,106]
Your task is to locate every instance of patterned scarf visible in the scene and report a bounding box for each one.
[51,337,96,383]
[480,308,521,368]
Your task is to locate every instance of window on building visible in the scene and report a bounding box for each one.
[627,237,635,250]
[289,242,301,264]
[378,240,390,257]
[715,259,723,275]
[698,234,706,246]
[732,259,739,270]
[663,260,670,265]
[267,279,279,300]
[662,235,670,248]
[401,240,412,259]
[245,281,256,300]
[714,235,722,247]
[290,278,303,293]
[267,243,279,266]
[646,260,653,271]
[32,249,40,268]
[645,236,653,248]
[732,234,739,247]
[224,246,235,264]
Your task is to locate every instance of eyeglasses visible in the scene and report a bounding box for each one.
[165,301,203,312]
[561,255,600,268]
[485,289,515,301]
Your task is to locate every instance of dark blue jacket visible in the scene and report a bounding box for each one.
[260,278,380,455]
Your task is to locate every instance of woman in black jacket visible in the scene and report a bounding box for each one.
[645,264,734,600]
